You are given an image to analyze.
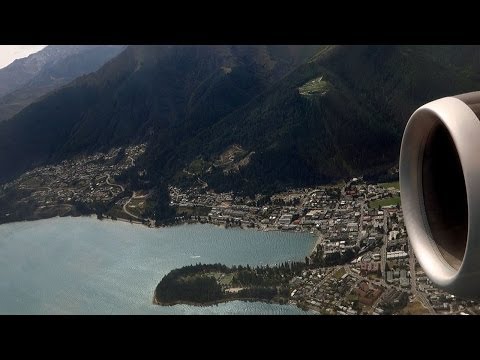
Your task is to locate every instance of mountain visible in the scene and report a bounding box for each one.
[142,45,480,194]
[1,45,480,198]
[0,45,321,182]
[0,45,99,97]
[0,45,126,122]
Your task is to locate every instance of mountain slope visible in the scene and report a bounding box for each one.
[0,45,125,122]
[0,45,321,183]
[1,45,480,199]
[0,45,94,97]
[143,45,480,194]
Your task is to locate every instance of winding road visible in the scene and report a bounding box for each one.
[122,191,143,220]
[106,174,124,192]
[103,173,154,224]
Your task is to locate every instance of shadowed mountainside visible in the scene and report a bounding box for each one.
[1,45,479,199]
[0,45,125,122]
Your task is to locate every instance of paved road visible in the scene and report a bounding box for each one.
[104,173,155,224]
[356,197,366,247]
[370,289,388,313]
[344,266,363,282]
[123,191,143,220]
[305,267,337,298]
[300,188,322,209]
[197,177,208,188]
[408,243,435,314]
[344,264,395,314]
[380,211,388,279]
[106,174,124,192]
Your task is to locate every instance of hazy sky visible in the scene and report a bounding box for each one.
[0,45,47,69]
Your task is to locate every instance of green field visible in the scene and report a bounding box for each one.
[203,272,235,286]
[379,181,400,190]
[126,198,147,217]
[106,206,137,221]
[398,300,429,315]
[175,205,212,217]
[345,293,359,303]
[333,267,346,279]
[298,76,330,96]
[369,196,401,209]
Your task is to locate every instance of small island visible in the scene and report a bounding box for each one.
[153,262,307,307]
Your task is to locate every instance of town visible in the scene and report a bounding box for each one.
[169,178,480,315]
[1,146,478,315]
[0,144,146,224]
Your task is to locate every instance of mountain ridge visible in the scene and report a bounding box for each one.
[1,45,480,205]
[0,45,126,122]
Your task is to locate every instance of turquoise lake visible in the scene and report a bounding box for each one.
[0,217,316,314]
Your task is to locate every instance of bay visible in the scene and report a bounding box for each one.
[0,216,316,314]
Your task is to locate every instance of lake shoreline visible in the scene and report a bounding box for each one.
[0,213,318,246]
[152,295,289,308]
[0,216,315,315]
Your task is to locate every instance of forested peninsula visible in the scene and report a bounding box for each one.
[153,262,307,306]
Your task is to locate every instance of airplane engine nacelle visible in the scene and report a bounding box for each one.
[400,91,480,299]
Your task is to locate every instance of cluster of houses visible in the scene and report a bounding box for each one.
[6,144,146,210]
[290,268,360,315]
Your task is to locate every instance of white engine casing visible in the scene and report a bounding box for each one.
[400,91,480,298]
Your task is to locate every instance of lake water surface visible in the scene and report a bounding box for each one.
[0,217,315,314]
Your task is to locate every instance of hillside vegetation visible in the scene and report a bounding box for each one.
[1,45,480,220]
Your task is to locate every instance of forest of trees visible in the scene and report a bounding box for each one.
[154,263,230,304]
[154,262,307,306]
[3,45,476,222]
[0,188,37,224]
[310,245,359,267]
[155,274,223,304]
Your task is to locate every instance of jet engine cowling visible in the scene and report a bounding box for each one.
[400,91,480,299]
